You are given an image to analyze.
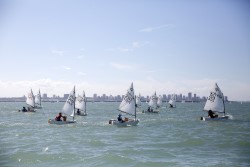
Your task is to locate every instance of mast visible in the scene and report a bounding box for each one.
[84,91,87,115]
[223,94,226,116]
[39,89,41,106]
[135,95,137,120]
[73,86,75,121]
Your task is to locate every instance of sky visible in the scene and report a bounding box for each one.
[0,0,249,101]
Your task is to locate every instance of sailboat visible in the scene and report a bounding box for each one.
[19,88,36,112]
[34,89,42,109]
[201,83,230,121]
[135,93,142,112]
[145,91,159,113]
[109,83,139,127]
[75,91,87,116]
[157,95,163,108]
[48,86,76,125]
[169,94,176,108]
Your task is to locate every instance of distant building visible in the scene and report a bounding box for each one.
[43,93,47,99]
[64,94,69,99]
[188,92,192,101]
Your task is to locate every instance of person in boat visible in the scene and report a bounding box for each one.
[21,107,27,112]
[170,104,173,108]
[208,110,218,118]
[55,112,67,121]
[77,109,81,115]
[117,114,124,123]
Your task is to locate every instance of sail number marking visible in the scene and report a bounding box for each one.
[66,95,75,106]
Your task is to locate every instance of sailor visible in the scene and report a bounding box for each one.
[77,109,80,115]
[170,104,173,108]
[55,112,67,121]
[208,110,218,118]
[22,107,27,112]
[117,114,123,122]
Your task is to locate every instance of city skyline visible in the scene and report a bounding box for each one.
[0,0,249,101]
[0,91,230,103]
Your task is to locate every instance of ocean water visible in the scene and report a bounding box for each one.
[0,101,249,167]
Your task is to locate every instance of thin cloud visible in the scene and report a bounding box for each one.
[106,47,133,52]
[52,50,64,56]
[132,41,151,48]
[139,24,175,33]
[61,66,71,70]
[77,55,84,59]
[77,72,87,76]
[107,41,150,53]
[110,62,133,70]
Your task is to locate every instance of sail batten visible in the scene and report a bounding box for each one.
[204,83,225,113]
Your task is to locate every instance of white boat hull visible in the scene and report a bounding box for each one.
[200,115,230,121]
[143,110,159,113]
[18,109,36,112]
[34,106,42,109]
[169,105,176,108]
[48,119,76,125]
[76,112,87,116]
[108,119,139,127]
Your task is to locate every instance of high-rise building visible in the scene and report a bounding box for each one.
[42,93,47,99]
[93,94,97,101]
[194,93,197,101]
[188,92,192,101]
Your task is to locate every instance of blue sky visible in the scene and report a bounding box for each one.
[0,0,249,100]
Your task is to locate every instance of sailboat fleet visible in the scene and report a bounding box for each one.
[144,91,162,113]
[18,82,231,125]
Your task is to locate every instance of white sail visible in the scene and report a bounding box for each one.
[169,94,176,107]
[136,93,141,107]
[62,86,75,117]
[148,91,157,109]
[204,83,225,113]
[35,89,41,106]
[26,89,35,107]
[157,95,163,107]
[119,83,136,116]
[75,91,86,113]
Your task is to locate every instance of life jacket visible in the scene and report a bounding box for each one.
[55,115,62,121]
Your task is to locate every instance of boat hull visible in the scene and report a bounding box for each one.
[108,119,139,127]
[76,112,88,116]
[48,119,76,125]
[200,115,230,121]
[143,110,159,113]
[34,106,42,109]
[18,109,36,112]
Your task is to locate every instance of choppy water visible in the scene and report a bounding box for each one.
[0,101,250,167]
